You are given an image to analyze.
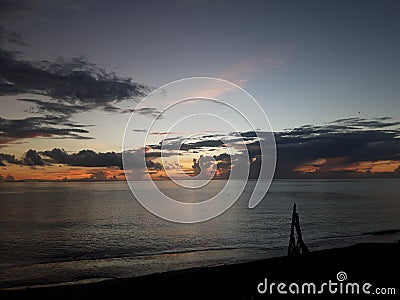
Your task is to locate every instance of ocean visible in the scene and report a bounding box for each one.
[0,179,399,288]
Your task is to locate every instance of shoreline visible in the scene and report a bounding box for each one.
[1,242,399,299]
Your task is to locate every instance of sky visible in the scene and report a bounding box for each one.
[0,0,400,181]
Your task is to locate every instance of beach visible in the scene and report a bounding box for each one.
[2,1,400,298]
[1,242,398,299]
[1,180,400,298]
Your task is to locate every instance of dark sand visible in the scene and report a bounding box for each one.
[1,243,399,299]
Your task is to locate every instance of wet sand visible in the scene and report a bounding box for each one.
[1,242,399,299]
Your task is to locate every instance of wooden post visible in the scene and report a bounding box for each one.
[288,203,309,256]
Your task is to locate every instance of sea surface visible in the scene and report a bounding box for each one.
[0,179,399,288]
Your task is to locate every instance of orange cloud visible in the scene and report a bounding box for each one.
[0,165,125,181]
[335,160,400,173]
[295,158,400,175]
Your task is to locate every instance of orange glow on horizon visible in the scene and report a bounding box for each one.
[0,165,126,181]
[2,157,399,182]
[335,160,400,173]
[295,158,400,174]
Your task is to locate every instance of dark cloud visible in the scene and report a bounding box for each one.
[149,130,220,136]
[144,150,162,158]
[0,153,21,165]
[2,117,399,178]
[276,118,400,158]
[191,155,216,178]
[329,117,400,129]
[0,147,164,172]
[124,107,162,117]
[23,149,45,166]
[0,149,47,167]
[273,117,400,178]
[0,26,29,46]
[181,140,225,150]
[0,23,151,142]
[146,159,162,170]
[213,153,231,178]
[0,51,150,114]
[0,25,154,145]
[0,115,92,146]
[149,130,260,154]
[150,138,225,151]
[41,148,122,168]
[17,98,86,116]
[0,43,151,145]
[184,117,400,179]
[1,148,123,168]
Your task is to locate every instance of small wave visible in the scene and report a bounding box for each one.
[314,228,400,241]
[3,246,251,270]
[0,278,113,291]
[362,228,400,236]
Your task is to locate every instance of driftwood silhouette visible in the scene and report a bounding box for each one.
[288,203,309,256]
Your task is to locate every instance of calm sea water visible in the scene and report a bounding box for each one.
[0,179,399,288]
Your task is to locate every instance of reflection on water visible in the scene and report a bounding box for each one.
[0,179,399,288]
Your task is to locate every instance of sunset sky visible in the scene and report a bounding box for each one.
[1,0,400,181]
